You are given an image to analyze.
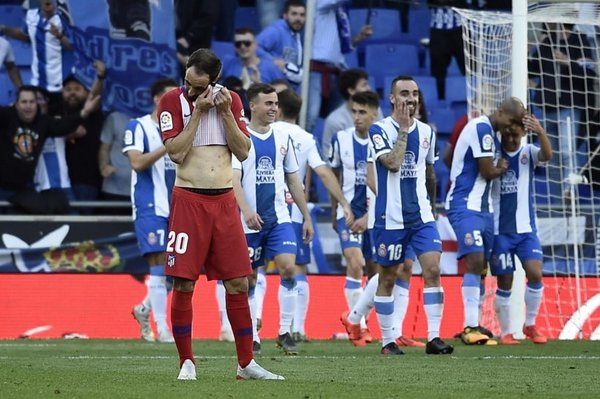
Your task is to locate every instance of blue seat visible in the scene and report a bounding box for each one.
[345,51,359,69]
[421,50,463,77]
[404,7,430,45]
[0,5,25,27]
[7,38,31,66]
[383,75,437,109]
[211,41,235,64]
[429,106,456,135]
[234,7,261,33]
[349,8,402,45]
[445,76,467,103]
[364,43,419,89]
[18,65,31,85]
[0,71,16,105]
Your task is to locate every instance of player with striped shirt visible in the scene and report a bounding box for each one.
[368,76,452,355]
[491,114,552,345]
[272,88,352,343]
[445,97,526,345]
[329,91,379,343]
[124,78,179,344]
[232,83,314,356]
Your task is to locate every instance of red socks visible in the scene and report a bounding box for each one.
[171,290,194,367]
[226,292,253,368]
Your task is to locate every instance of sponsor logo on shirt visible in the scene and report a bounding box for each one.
[400,152,417,178]
[501,170,518,195]
[256,156,275,184]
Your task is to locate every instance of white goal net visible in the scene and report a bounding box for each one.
[455,2,600,339]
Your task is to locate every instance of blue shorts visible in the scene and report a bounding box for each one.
[447,210,494,261]
[245,222,297,269]
[373,222,441,267]
[134,215,169,256]
[337,217,371,259]
[292,221,310,265]
[490,232,543,276]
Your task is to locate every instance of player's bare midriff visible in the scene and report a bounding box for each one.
[174,145,233,189]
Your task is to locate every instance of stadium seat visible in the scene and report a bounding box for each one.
[0,5,25,27]
[404,7,431,45]
[18,65,31,85]
[382,75,437,109]
[445,76,467,103]
[364,43,419,89]
[0,71,16,105]
[349,8,402,45]
[211,40,235,64]
[421,50,463,77]
[234,7,261,34]
[429,106,456,135]
[345,51,359,69]
[10,38,32,66]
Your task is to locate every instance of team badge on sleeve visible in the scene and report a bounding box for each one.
[372,134,385,150]
[160,111,173,131]
[123,129,133,145]
[482,134,493,151]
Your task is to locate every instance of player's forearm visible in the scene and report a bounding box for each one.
[537,129,553,163]
[316,166,347,206]
[164,112,201,164]
[129,147,167,172]
[0,26,28,42]
[98,143,110,171]
[221,111,251,161]
[379,132,408,172]
[426,164,437,214]
[232,173,253,216]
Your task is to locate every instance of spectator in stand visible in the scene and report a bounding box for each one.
[257,0,306,92]
[32,86,75,203]
[0,0,72,114]
[306,0,372,132]
[321,68,382,160]
[0,85,99,211]
[0,36,22,96]
[270,78,290,93]
[222,28,285,90]
[98,110,133,207]
[174,0,219,68]
[60,66,106,206]
[528,22,596,200]
[427,0,467,100]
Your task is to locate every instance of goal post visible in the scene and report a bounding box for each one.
[455,1,600,339]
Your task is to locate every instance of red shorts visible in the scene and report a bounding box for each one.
[165,187,251,281]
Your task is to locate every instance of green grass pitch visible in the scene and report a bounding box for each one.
[1,339,599,398]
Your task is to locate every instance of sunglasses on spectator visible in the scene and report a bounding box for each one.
[234,40,253,48]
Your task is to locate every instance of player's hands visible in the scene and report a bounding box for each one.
[48,22,62,39]
[342,203,354,227]
[523,114,544,135]
[302,219,314,244]
[349,213,368,235]
[397,100,411,132]
[214,87,232,113]
[273,58,286,71]
[245,211,263,231]
[194,86,214,113]
[100,164,116,177]
[496,158,509,173]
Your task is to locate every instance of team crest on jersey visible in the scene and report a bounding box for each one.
[482,134,493,151]
[421,137,430,149]
[124,129,133,145]
[341,230,349,242]
[521,153,529,165]
[147,232,157,245]
[160,111,173,131]
[280,145,288,155]
[167,254,176,267]
[256,156,275,184]
[372,134,385,150]
[464,233,474,246]
[377,244,387,258]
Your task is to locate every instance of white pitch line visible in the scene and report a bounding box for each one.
[59,355,600,360]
